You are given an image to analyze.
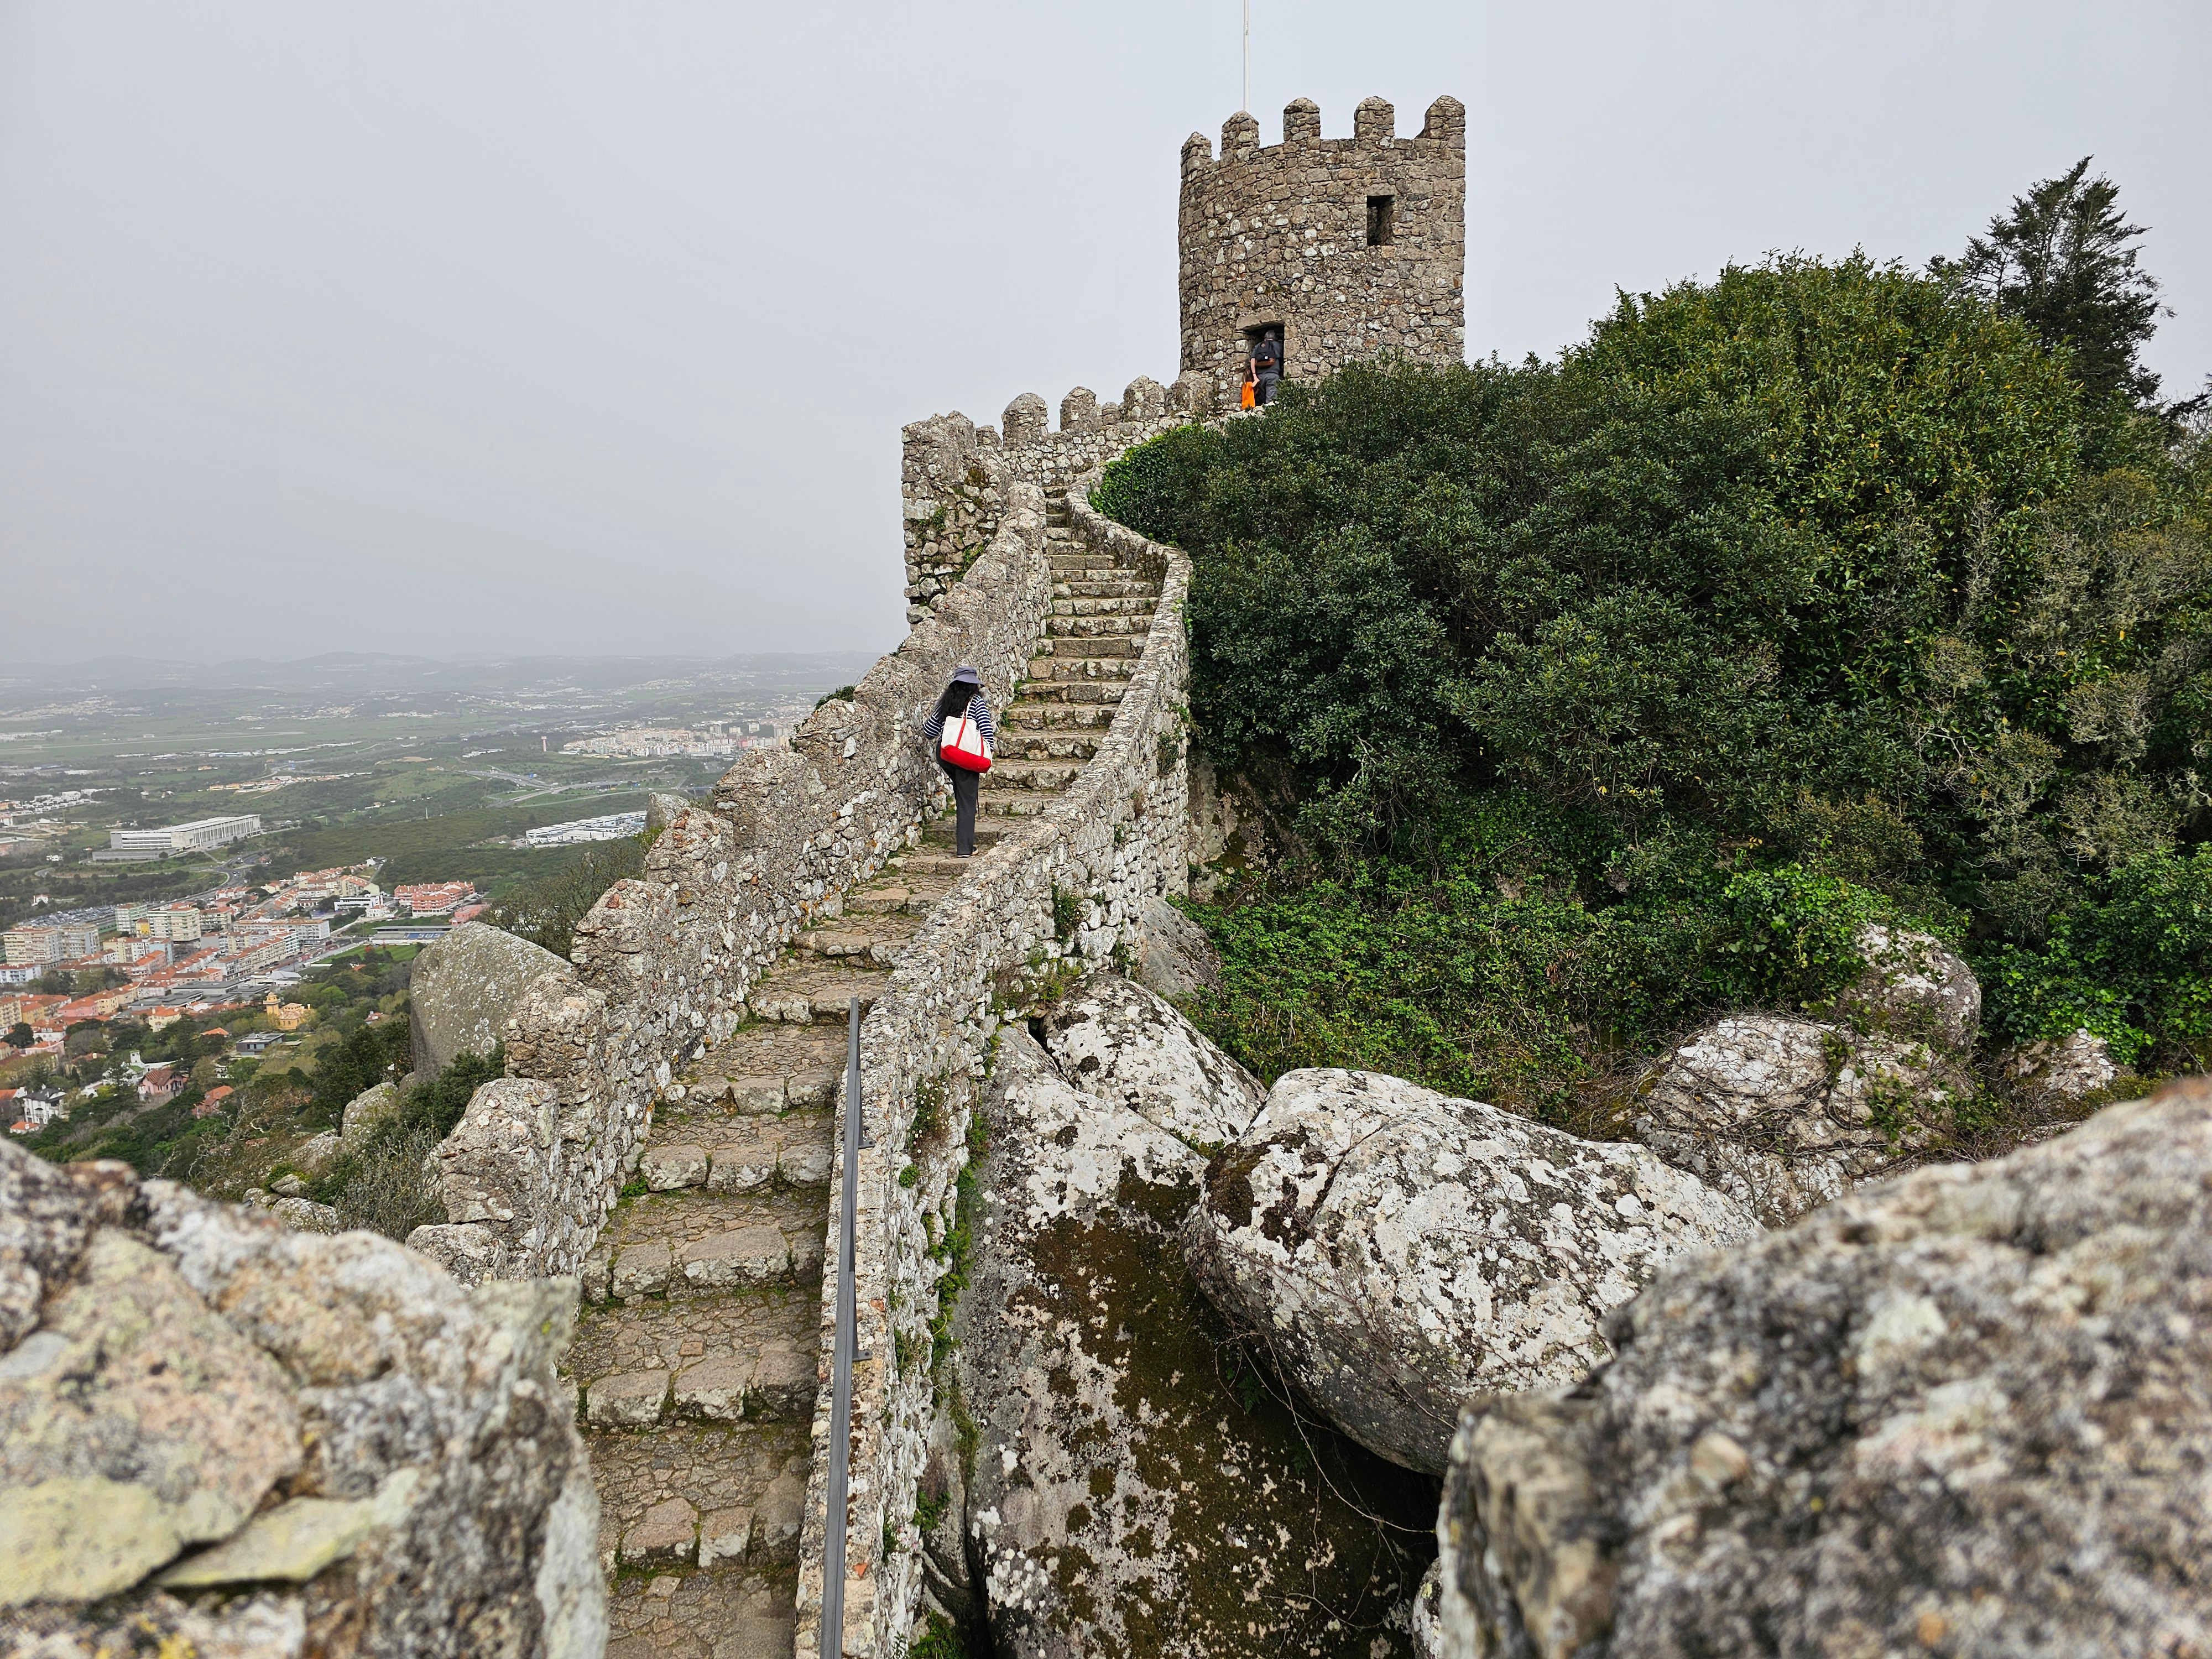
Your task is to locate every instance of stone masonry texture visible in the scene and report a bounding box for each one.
[1180,95,1466,412]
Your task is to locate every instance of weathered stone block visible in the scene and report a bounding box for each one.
[620,1496,697,1568]
[586,1370,670,1429]
[679,1227,788,1290]
[610,1239,671,1298]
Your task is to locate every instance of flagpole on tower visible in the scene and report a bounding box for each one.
[1242,0,1250,113]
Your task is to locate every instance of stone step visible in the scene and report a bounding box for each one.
[589,1423,811,1602]
[981,758,1082,792]
[634,1114,834,1194]
[1056,577,1156,599]
[1026,655,1138,684]
[980,795,1053,819]
[898,848,977,878]
[1015,680,1130,706]
[591,1187,827,1300]
[792,914,920,965]
[919,823,1014,855]
[746,961,891,1025]
[1052,595,1158,617]
[1047,614,1151,639]
[678,1025,843,1114]
[994,731,1102,763]
[1036,634,1142,659]
[572,1278,815,1399]
[999,701,1115,731]
[1048,550,1123,572]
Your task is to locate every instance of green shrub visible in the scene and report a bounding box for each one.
[311,1044,506,1240]
[1099,259,2209,1106]
[483,835,649,959]
[1978,845,2212,1068]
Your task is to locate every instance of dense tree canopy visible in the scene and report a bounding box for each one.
[1100,256,2211,1121]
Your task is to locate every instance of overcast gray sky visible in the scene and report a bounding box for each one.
[4,1,2204,665]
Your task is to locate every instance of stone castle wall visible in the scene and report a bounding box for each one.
[411,486,1061,1285]
[1179,95,1466,411]
[794,467,1194,1659]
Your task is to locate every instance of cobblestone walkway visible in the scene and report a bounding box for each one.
[566,484,1162,1658]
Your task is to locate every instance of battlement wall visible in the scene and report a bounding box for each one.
[1179,94,1466,410]
[902,371,1214,620]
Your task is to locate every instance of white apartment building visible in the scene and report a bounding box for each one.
[147,907,205,943]
[2,927,60,968]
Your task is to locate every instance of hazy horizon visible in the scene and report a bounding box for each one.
[5,1,2205,665]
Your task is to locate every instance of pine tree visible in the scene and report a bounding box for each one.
[1936,158,2167,408]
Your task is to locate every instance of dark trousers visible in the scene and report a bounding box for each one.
[941,761,980,855]
[1255,370,1280,405]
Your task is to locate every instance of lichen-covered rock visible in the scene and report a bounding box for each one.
[0,1139,603,1657]
[1434,1077,2212,1659]
[1184,1069,1756,1475]
[2000,1026,2122,1110]
[408,920,565,1077]
[1041,971,1261,1148]
[242,1189,343,1235]
[1130,894,1223,1000]
[1838,922,1980,1046]
[1631,1014,1965,1229]
[945,1031,1434,1657]
[340,1080,401,1147]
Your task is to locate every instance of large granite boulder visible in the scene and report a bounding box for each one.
[1434,1077,2212,1659]
[0,1139,602,1657]
[1129,894,1224,1001]
[1631,1014,1966,1229]
[936,1030,1434,1657]
[408,920,565,1077]
[1040,971,1262,1149]
[1183,1070,1757,1475]
[1835,922,1980,1046]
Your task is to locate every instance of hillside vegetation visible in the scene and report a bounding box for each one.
[1099,254,2210,1131]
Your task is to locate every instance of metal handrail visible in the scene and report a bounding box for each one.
[822,995,864,1659]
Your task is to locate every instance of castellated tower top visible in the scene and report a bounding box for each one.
[1178,95,1466,409]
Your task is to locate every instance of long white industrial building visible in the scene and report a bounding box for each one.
[108,815,263,855]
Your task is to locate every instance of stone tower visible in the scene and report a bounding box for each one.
[1178,95,1466,409]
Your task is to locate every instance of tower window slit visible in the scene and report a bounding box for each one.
[1366,195,1395,247]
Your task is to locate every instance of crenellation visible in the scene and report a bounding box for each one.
[1000,390,1048,447]
[1283,96,1321,143]
[1059,385,1100,433]
[1353,93,1396,144]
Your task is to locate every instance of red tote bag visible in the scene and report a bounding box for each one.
[940,713,993,773]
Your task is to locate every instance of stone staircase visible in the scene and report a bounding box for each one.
[983,487,1160,828]
[565,483,1164,1659]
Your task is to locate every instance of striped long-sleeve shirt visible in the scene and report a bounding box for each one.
[925,693,995,747]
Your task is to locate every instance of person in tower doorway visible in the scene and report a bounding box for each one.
[1249,326,1283,405]
[926,665,995,857]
